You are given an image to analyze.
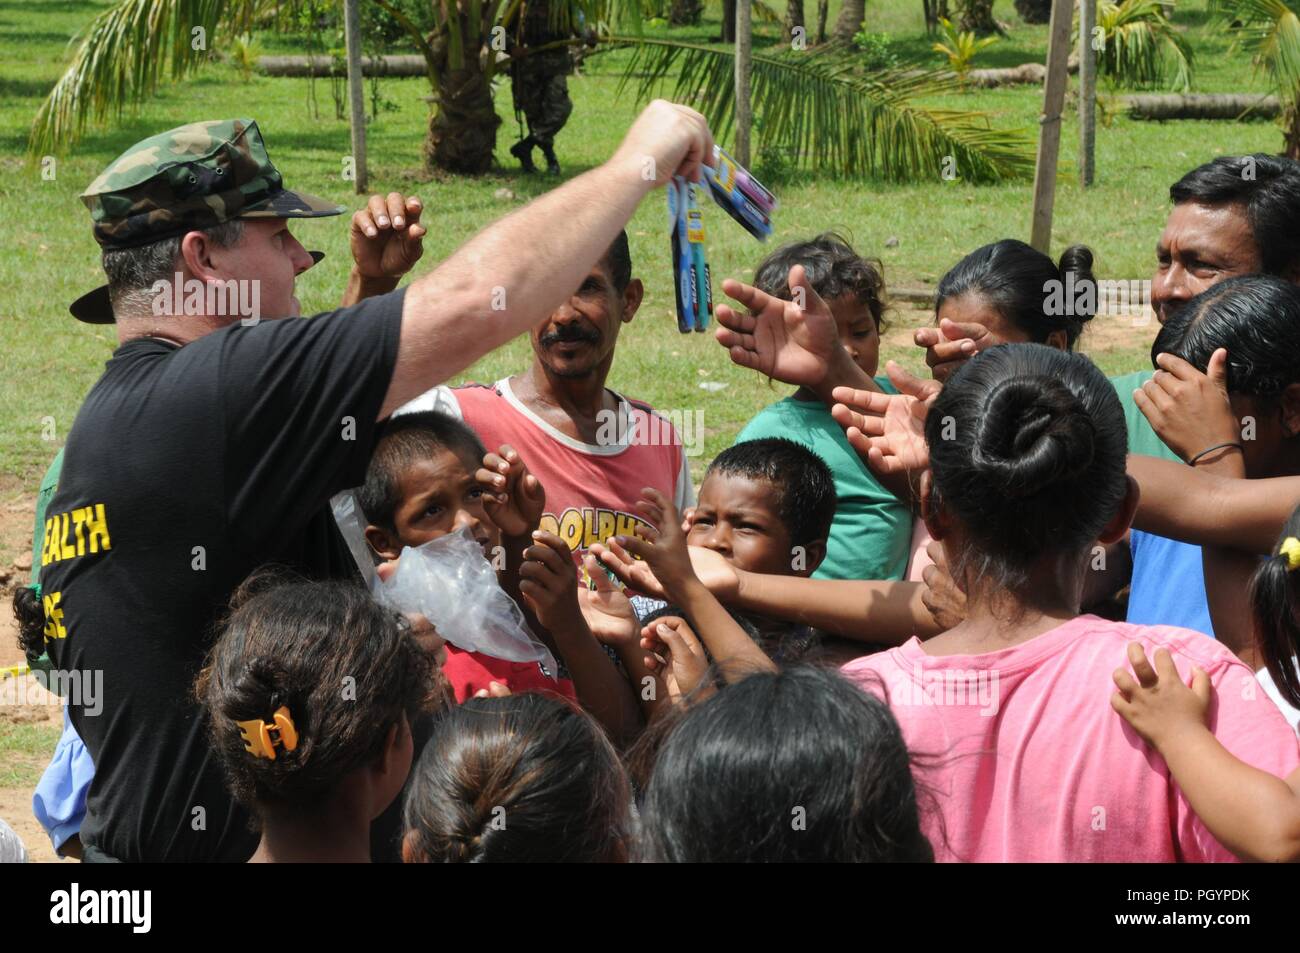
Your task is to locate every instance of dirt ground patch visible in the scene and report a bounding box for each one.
[0,705,67,864]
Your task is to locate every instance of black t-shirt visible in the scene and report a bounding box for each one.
[40,289,406,862]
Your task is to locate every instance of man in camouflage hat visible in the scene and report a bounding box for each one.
[38,103,715,862]
[71,118,423,327]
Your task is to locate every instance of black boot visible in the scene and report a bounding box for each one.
[510,137,537,173]
[540,143,561,175]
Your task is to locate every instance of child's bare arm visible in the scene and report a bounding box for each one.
[1127,456,1300,555]
[519,532,643,745]
[1112,643,1300,863]
[588,538,938,644]
[733,573,940,642]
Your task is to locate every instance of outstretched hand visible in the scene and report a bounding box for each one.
[640,615,709,701]
[831,360,941,478]
[1134,349,1238,466]
[577,554,640,649]
[914,319,994,383]
[476,444,546,538]
[613,488,698,599]
[588,536,740,604]
[714,265,840,388]
[517,531,584,635]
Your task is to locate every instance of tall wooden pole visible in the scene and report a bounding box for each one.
[343,0,368,194]
[1029,0,1074,252]
[735,0,753,166]
[1080,0,1097,186]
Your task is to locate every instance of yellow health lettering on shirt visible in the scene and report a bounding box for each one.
[83,503,111,553]
[41,503,111,566]
[42,591,67,641]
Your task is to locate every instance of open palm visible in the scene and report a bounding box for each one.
[714,265,837,387]
[831,361,941,477]
[577,557,639,648]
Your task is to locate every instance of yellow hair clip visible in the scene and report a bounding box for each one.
[1280,537,1300,572]
[235,706,299,760]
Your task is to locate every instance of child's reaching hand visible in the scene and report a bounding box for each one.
[518,531,584,634]
[577,554,639,648]
[477,444,546,538]
[588,537,739,603]
[613,487,699,602]
[520,536,647,744]
[1111,641,1300,864]
[598,490,775,686]
[1111,642,1212,748]
[640,616,709,701]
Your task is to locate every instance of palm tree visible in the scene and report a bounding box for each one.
[831,0,866,43]
[31,0,1033,183]
[958,0,1001,34]
[783,0,805,45]
[29,0,614,174]
[1014,0,1053,23]
[1214,0,1300,156]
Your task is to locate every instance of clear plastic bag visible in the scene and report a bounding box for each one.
[371,526,557,677]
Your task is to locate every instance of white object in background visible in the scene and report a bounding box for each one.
[1258,661,1300,735]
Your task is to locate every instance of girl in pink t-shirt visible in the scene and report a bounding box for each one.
[840,343,1300,862]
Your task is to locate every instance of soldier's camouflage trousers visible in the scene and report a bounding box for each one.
[513,71,573,149]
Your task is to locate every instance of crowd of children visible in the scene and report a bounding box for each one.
[13,150,1300,864]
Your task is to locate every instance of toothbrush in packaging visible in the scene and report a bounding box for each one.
[702,147,776,241]
[666,150,775,334]
[667,175,695,333]
[685,181,712,331]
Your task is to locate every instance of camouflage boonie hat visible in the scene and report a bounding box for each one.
[71,119,342,323]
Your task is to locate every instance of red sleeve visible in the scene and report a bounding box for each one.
[442,646,576,704]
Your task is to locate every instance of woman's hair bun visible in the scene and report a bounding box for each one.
[970,376,1097,498]
[226,656,287,718]
[1058,244,1097,321]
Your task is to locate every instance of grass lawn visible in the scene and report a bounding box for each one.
[0,0,1281,499]
[0,720,62,788]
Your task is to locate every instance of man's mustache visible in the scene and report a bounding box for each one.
[540,322,601,347]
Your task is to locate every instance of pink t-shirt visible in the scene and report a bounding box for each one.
[841,615,1300,862]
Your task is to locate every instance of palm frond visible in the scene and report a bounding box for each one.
[27,0,309,156]
[1092,0,1194,92]
[1215,0,1300,95]
[612,36,1034,183]
[30,0,238,155]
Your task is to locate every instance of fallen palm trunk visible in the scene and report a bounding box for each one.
[257,55,428,77]
[964,57,1078,87]
[1119,93,1280,120]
